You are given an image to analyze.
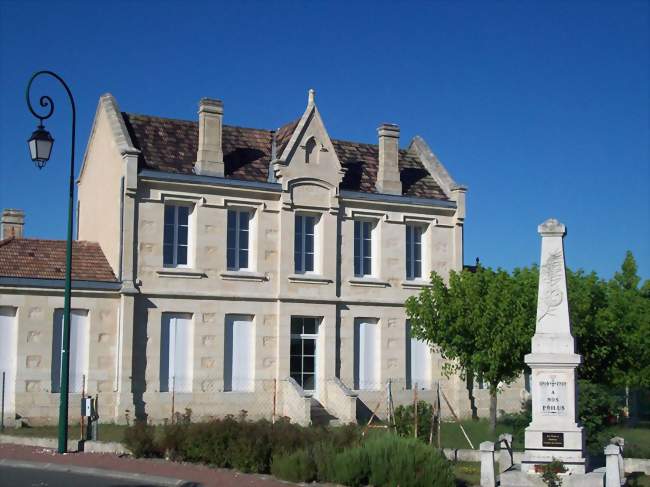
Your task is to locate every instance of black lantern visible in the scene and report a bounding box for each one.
[27,124,54,168]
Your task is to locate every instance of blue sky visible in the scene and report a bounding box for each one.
[1,1,648,279]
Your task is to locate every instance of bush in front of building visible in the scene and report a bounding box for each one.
[123,420,163,458]
[270,448,318,483]
[123,415,362,472]
[393,400,435,442]
[271,432,455,487]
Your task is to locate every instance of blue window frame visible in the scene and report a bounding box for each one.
[227,210,250,270]
[294,214,315,273]
[405,224,422,280]
[354,220,373,277]
[163,205,189,267]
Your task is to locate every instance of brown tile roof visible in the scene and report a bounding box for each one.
[0,238,117,282]
[122,113,448,200]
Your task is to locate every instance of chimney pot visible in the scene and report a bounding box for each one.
[376,123,402,195]
[194,97,224,177]
[1,209,25,239]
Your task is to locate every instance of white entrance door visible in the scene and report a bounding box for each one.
[0,307,17,418]
[290,317,319,396]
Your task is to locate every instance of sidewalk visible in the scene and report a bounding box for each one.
[0,443,291,487]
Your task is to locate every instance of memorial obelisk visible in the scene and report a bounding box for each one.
[522,219,586,474]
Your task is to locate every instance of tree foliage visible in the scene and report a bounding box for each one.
[405,265,536,431]
[405,251,649,429]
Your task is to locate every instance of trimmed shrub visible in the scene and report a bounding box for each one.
[229,420,273,473]
[123,421,161,458]
[271,449,317,483]
[332,445,370,487]
[363,433,455,487]
[313,441,338,482]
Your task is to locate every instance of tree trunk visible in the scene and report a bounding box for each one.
[466,372,479,420]
[489,386,498,433]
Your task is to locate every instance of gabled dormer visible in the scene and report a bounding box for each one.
[271,90,345,212]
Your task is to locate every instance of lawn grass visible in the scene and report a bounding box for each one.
[439,419,524,451]
[1,423,128,443]
[598,425,650,458]
[452,461,481,486]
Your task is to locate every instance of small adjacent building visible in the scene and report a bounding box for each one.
[0,91,526,425]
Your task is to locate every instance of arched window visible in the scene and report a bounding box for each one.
[305,137,317,164]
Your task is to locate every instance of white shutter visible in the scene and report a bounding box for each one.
[356,319,379,390]
[224,315,254,392]
[160,313,193,393]
[0,307,17,414]
[410,337,432,390]
[52,309,88,393]
[69,310,89,393]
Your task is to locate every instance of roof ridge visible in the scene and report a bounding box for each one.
[4,237,100,245]
[123,112,278,135]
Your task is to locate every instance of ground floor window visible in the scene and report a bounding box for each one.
[52,309,89,393]
[224,315,255,392]
[160,313,193,393]
[290,317,319,392]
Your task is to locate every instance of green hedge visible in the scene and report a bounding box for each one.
[272,433,454,487]
[124,416,454,486]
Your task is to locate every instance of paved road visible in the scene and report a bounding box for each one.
[0,465,166,487]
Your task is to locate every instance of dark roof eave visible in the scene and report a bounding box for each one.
[340,190,456,209]
[0,277,122,291]
[139,169,282,192]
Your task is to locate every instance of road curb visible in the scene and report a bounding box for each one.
[0,458,200,486]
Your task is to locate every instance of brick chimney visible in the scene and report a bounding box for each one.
[1,209,25,239]
[376,123,402,195]
[194,98,224,177]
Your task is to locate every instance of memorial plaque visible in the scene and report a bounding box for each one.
[542,432,564,448]
[537,373,568,416]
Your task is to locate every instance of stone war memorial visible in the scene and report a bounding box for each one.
[498,219,619,487]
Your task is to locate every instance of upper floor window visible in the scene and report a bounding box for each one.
[405,224,423,280]
[164,205,190,267]
[354,220,373,277]
[295,214,315,273]
[227,210,250,270]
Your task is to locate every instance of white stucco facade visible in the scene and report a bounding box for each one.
[0,91,528,426]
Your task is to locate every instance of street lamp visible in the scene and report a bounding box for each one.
[27,125,54,168]
[26,70,76,454]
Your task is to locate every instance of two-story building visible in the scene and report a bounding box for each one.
[0,90,527,426]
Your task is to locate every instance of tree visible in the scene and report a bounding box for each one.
[406,266,536,432]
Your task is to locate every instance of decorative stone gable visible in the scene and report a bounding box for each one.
[272,90,345,210]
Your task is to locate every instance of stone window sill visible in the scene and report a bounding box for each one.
[348,277,391,288]
[288,274,333,285]
[220,270,268,282]
[156,268,206,279]
[401,279,431,289]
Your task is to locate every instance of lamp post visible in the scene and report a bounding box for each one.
[26,70,76,454]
